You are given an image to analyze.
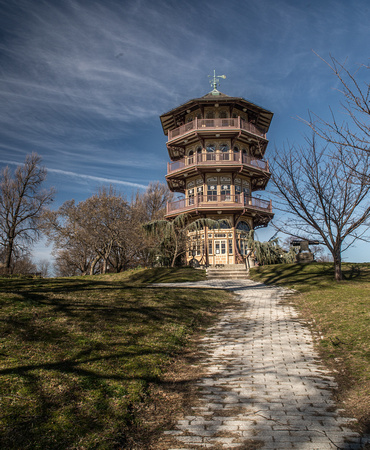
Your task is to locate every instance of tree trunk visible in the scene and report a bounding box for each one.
[171,240,178,267]
[89,255,100,276]
[333,248,342,281]
[5,245,12,271]
[4,239,14,273]
[102,257,107,274]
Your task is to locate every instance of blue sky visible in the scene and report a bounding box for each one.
[1,0,369,263]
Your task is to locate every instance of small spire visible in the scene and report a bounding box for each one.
[208,69,226,93]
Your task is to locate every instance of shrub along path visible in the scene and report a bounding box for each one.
[156,279,370,450]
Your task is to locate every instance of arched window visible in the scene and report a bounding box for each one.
[188,149,194,164]
[233,146,240,162]
[219,111,227,118]
[206,111,215,119]
[209,220,231,230]
[220,183,231,201]
[242,180,251,200]
[236,221,251,256]
[207,182,217,201]
[188,188,194,205]
[236,221,250,233]
[219,220,231,229]
[206,144,215,161]
[242,148,248,163]
[220,143,229,160]
[196,146,203,163]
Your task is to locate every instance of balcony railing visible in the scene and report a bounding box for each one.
[166,194,272,215]
[167,152,269,174]
[168,117,266,141]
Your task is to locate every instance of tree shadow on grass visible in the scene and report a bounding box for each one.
[0,274,223,449]
[251,263,370,291]
[0,339,178,449]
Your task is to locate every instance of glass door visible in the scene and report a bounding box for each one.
[214,239,227,264]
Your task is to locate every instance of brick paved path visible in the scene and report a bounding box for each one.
[156,279,369,450]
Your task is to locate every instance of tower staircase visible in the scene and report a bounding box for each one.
[206,264,249,280]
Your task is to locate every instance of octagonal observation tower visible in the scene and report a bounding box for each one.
[159,73,274,267]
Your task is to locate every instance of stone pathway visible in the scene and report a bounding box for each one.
[155,279,370,450]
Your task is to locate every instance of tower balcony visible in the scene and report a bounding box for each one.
[165,193,272,217]
[168,117,266,142]
[167,152,269,175]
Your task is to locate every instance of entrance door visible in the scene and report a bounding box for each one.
[214,240,227,265]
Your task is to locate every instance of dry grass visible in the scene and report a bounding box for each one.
[0,268,232,449]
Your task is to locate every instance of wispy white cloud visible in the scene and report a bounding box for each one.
[0,0,369,201]
[47,168,148,189]
[0,159,148,189]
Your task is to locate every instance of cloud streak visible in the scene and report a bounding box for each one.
[0,159,148,189]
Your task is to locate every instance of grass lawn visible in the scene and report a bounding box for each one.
[249,262,370,433]
[0,267,232,449]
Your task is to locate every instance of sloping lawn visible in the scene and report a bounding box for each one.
[249,263,370,433]
[0,268,231,449]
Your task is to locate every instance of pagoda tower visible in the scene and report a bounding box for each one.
[159,72,274,267]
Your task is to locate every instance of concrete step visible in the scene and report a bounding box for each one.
[206,264,249,280]
[207,266,246,273]
[207,274,248,280]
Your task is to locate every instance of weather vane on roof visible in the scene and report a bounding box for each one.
[208,69,226,91]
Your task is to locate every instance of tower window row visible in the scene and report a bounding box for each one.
[185,109,248,123]
[187,145,251,157]
[187,177,251,199]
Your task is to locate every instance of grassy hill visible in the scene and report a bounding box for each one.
[249,262,370,434]
[0,268,232,449]
[1,264,369,448]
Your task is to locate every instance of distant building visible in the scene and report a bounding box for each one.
[160,73,274,266]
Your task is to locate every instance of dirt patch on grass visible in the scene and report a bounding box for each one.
[121,337,206,449]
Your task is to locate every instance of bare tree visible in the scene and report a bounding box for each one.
[271,134,370,281]
[36,259,50,277]
[53,248,89,277]
[0,153,55,273]
[128,182,172,267]
[11,255,37,275]
[42,188,130,275]
[302,54,370,158]
[139,181,172,221]
[42,183,172,275]
[42,200,95,276]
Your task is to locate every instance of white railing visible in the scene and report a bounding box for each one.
[168,117,266,141]
[167,152,269,173]
[166,194,272,215]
